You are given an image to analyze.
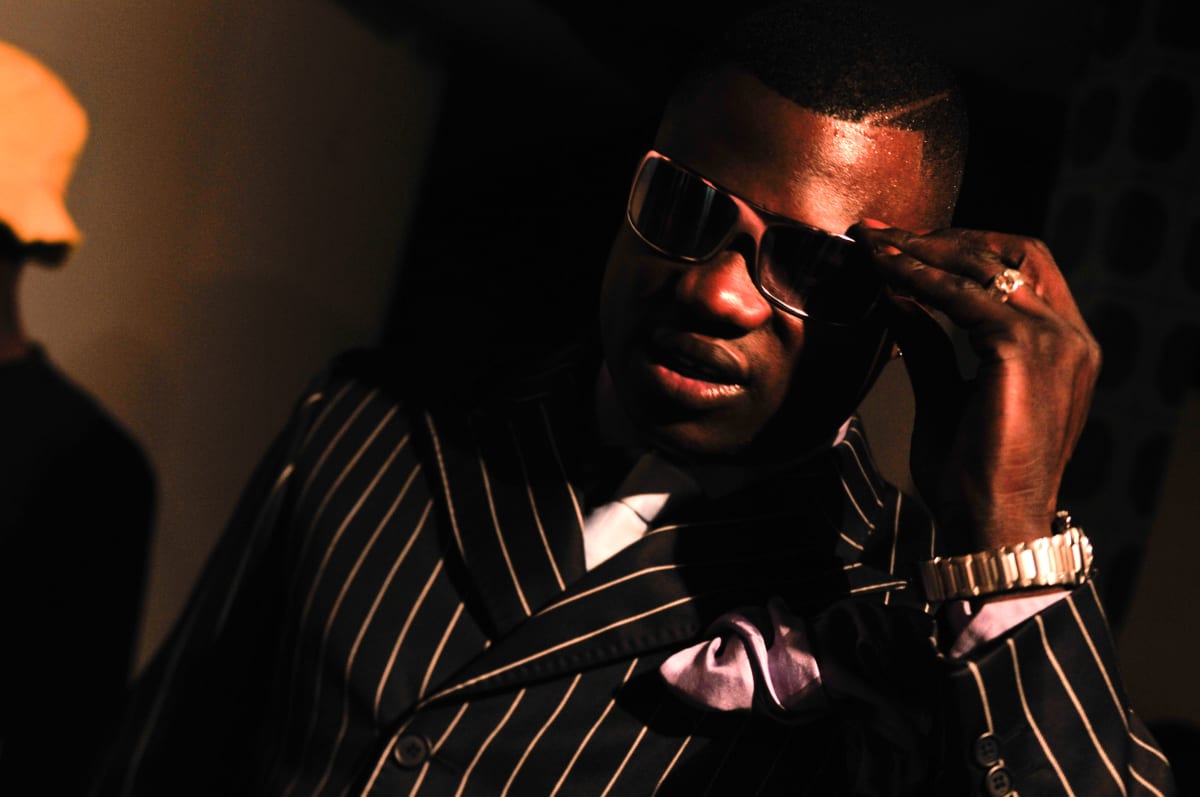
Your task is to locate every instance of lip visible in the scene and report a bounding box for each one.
[636,329,751,409]
[650,330,750,384]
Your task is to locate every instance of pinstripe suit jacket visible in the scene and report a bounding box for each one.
[92,348,1176,796]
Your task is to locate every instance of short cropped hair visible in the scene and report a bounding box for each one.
[676,0,968,222]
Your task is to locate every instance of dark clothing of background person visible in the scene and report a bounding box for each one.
[0,346,154,794]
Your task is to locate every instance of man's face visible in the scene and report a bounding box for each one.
[599,67,939,462]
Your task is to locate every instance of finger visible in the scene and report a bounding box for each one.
[872,249,1024,331]
[855,224,1088,331]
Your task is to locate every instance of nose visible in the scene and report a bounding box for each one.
[674,244,773,333]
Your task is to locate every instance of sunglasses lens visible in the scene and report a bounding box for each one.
[629,158,739,260]
[759,227,880,323]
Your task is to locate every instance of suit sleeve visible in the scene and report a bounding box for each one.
[942,581,1177,796]
[87,369,335,797]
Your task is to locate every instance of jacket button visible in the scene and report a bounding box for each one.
[973,732,1002,767]
[392,734,430,768]
[983,764,1014,796]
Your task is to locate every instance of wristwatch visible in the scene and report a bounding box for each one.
[918,511,1094,602]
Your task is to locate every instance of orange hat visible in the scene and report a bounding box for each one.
[0,40,88,248]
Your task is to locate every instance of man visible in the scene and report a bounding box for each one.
[0,41,155,793]
[92,3,1175,795]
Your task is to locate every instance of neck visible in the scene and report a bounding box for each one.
[0,261,28,363]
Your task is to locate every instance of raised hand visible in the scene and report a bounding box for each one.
[851,221,1101,555]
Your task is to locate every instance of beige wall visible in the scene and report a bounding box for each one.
[4,0,443,668]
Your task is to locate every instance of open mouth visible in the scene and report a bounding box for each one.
[638,329,751,407]
[649,330,749,386]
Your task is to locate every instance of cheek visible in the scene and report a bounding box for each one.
[601,237,675,323]
[744,316,809,412]
[765,314,809,386]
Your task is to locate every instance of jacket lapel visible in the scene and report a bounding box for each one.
[416,355,594,637]
[415,346,924,705]
[419,433,912,707]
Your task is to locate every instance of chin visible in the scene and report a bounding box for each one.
[624,399,766,464]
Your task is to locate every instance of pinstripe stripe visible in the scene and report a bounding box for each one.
[374,559,447,719]
[295,388,379,512]
[419,602,464,699]
[300,494,431,797]
[101,358,1178,796]
[296,431,409,645]
[548,659,640,797]
[653,736,692,795]
[423,411,466,561]
[601,689,665,797]
[839,531,865,551]
[838,475,875,529]
[453,690,527,797]
[1065,591,1131,733]
[839,432,883,507]
[509,422,567,590]
[354,712,418,797]
[538,403,586,532]
[1130,766,1166,797]
[282,431,411,795]
[299,406,400,560]
[884,493,901,605]
[1130,733,1170,766]
[500,673,583,797]
[300,381,352,448]
[477,453,532,616]
[424,597,695,703]
[849,579,907,594]
[600,725,650,797]
[923,514,936,613]
[1007,638,1077,797]
[539,565,676,613]
[408,702,471,797]
[965,661,994,733]
[1034,615,1126,794]
[432,702,471,752]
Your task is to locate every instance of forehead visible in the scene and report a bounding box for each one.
[654,67,936,234]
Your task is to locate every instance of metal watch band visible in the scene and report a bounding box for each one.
[918,517,1094,602]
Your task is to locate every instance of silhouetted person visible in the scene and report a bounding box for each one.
[0,40,154,794]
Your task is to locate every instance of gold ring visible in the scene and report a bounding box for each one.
[985,268,1025,303]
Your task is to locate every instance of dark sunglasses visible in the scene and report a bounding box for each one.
[626,150,882,325]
